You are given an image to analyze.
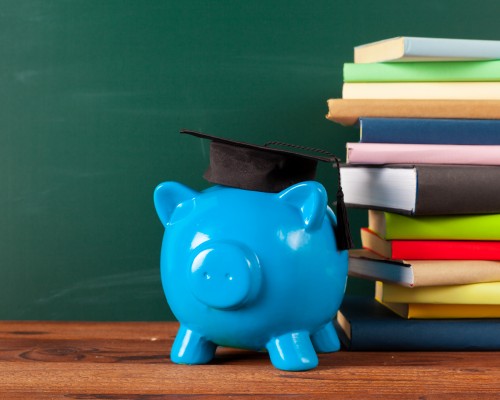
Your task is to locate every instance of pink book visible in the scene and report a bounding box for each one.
[346,143,500,165]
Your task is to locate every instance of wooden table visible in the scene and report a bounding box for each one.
[0,321,498,399]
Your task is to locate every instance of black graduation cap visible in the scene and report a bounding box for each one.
[180,129,352,250]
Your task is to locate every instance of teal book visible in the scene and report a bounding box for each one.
[334,296,500,350]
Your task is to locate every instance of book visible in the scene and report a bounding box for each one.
[326,99,500,126]
[343,82,500,100]
[344,60,500,82]
[349,248,500,287]
[359,118,500,145]
[361,227,500,260]
[375,281,500,305]
[354,37,500,63]
[369,210,500,240]
[377,299,500,319]
[334,296,500,350]
[340,164,500,215]
[346,142,500,166]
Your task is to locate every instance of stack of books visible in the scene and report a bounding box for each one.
[327,37,500,350]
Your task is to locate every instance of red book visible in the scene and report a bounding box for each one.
[361,228,500,260]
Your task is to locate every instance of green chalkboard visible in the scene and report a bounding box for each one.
[1,0,499,320]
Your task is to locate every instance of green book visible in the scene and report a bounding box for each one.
[369,210,500,240]
[344,60,500,82]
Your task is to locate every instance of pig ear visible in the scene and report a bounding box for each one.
[154,182,198,227]
[277,181,327,231]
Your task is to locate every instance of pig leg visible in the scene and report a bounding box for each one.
[266,331,318,371]
[311,321,341,353]
[170,324,217,365]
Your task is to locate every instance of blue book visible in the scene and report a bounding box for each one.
[354,37,500,63]
[359,118,500,145]
[334,296,500,351]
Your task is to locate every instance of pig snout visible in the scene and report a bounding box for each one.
[188,241,262,310]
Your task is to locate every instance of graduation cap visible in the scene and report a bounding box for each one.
[181,129,353,250]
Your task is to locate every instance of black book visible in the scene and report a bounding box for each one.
[340,164,500,215]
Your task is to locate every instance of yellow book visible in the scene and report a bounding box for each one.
[375,281,500,305]
[375,298,500,319]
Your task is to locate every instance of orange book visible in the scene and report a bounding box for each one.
[326,99,500,126]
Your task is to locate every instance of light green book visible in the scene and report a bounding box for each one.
[344,60,500,82]
[369,210,500,240]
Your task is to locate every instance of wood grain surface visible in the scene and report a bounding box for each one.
[0,321,499,399]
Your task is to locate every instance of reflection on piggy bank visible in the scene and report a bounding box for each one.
[154,181,348,371]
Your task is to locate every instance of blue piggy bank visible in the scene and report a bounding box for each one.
[154,180,348,371]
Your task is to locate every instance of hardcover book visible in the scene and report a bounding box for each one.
[375,281,500,305]
[369,210,500,240]
[361,227,500,260]
[334,296,500,350]
[349,248,500,287]
[359,118,500,145]
[326,99,500,126]
[340,164,500,215]
[377,299,500,319]
[354,37,500,63]
[346,142,500,166]
[343,82,500,100]
[344,60,500,82]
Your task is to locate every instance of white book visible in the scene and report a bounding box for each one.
[354,36,500,63]
[343,82,500,100]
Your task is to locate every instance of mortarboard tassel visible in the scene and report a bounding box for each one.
[332,158,353,251]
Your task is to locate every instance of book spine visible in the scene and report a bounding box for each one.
[343,82,500,100]
[405,37,500,60]
[334,319,500,350]
[360,118,500,145]
[346,143,500,166]
[336,297,500,350]
[391,240,500,260]
[326,99,500,127]
[406,304,500,319]
[375,212,500,240]
[415,165,500,215]
[376,281,500,305]
[362,223,500,258]
[344,60,500,82]
[377,296,500,319]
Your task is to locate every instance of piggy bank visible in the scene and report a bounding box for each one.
[154,180,348,371]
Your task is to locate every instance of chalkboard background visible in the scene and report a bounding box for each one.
[1,0,498,320]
